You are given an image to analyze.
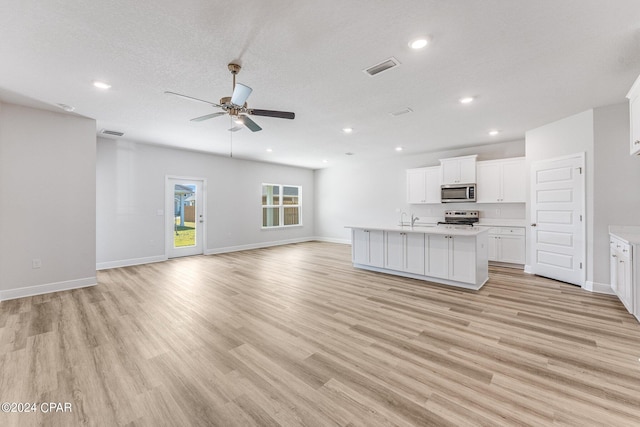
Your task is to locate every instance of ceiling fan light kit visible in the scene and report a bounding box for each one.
[165,63,295,133]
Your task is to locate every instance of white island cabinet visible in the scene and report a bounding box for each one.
[347,225,489,290]
[352,228,384,268]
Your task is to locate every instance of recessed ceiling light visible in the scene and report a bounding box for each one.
[409,38,428,49]
[342,127,353,134]
[459,97,474,104]
[266,148,273,152]
[322,159,328,163]
[93,81,111,90]
[489,130,500,136]
[395,146,403,152]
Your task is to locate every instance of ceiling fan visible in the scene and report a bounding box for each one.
[165,63,295,132]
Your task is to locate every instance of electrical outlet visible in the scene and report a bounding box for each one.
[32,258,42,269]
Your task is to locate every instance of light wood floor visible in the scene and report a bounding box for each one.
[2,242,640,426]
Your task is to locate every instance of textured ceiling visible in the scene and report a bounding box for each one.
[1,0,639,169]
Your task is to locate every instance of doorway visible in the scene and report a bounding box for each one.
[529,153,585,286]
[166,177,206,258]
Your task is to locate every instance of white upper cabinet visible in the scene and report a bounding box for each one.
[626,74,640,156]
[476,157,526,203]
[440,155,477,184]
[407,166,441,204]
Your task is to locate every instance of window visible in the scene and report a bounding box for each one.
[262,184,302,228]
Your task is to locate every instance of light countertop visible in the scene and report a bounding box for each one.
[397,217,527,228]
[609,225,640,245]
[346,224,489,236]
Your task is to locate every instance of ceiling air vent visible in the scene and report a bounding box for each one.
[363,57,400,77]
[390,107,413,117]
[99,129,124,137]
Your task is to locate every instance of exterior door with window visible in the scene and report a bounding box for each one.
[167,177,205,258]
[530,154,585,286]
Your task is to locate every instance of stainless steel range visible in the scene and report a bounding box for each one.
[438,210,479,227]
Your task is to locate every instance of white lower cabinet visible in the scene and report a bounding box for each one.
[352,228,384,267]
[610,236,633,313]
[384,231,425,275]
[426,234,477,284]
[487,227,525,265]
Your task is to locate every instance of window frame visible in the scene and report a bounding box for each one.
[261,183,302,229]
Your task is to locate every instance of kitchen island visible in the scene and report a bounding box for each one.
[346,225,489,290]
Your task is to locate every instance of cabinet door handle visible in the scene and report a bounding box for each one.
[635,140,640,145]
[531,223,537,227]
[612,254,617,258]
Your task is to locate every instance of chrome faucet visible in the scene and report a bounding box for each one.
[411,213,420,227]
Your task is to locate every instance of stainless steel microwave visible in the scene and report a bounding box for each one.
[441,184,476,203]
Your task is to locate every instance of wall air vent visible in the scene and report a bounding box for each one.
[363,57,400,77]
[99,129,124,137]
[390,108,413,117]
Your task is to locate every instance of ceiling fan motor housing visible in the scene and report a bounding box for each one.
[228,63,241,74]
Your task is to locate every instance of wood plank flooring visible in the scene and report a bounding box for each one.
[2,241,640,426]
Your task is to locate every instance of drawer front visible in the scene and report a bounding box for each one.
[500,227,525,235]
[491,226,525,235]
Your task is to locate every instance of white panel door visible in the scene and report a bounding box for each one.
[530,154,585,286]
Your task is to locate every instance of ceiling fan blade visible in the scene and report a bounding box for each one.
[165,91,221,107]
[238,115,262,132]
[228,126,243,132]
[190,112,226,122]
[230,83,252,106]
[250,109,295,120]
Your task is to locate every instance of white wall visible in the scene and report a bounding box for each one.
[96,138,315,268]
[593,102,640,285]
[314,140,526,242]
[0,102,96,300]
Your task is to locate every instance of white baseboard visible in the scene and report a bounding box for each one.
[205,237,317,255]
[96,255,167,270]
[97,239,346,269]
[0,276,97,301]
[313,236,351,245]
[524,264,533,274]
[583,281,615,295]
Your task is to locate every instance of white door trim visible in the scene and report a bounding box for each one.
[529,152,586,287]
[165,175,207,258]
